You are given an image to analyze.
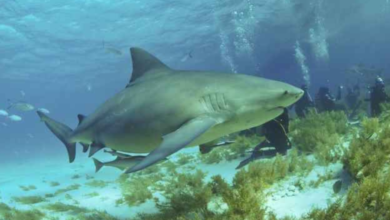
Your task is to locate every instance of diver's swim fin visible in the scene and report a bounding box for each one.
[125,116,219,173]
[37,111,76,163]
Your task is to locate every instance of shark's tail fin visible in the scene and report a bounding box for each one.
[37,111,76,163]
[92,158,104,173]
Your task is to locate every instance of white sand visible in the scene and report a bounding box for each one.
[0,147,349,219]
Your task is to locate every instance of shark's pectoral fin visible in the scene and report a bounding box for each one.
[125,116,219,173]
[89,141,105,157]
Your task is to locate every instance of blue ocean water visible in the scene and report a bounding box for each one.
[0,0,390,218]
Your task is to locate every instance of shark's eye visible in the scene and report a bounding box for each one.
[284,90,288,95]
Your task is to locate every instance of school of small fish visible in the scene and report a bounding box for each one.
[0,109,22,122]
[1,104,50,123]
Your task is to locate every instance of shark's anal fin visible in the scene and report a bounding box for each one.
[125,116,219,174]
[89,141,105,157]
[77,114,86,125]
[80,143,89,153]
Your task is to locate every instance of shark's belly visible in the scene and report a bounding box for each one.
[90,105,196,153]
[102,129,162,153]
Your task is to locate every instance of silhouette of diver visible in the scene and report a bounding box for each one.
[315,86,342,113]
[237,108,291,169]
[345,85,362,120]
[295,84,316,118]
[368,77,390,117]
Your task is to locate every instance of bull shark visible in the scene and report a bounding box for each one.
[37,47,303,174]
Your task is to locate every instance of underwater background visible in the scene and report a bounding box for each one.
[1,0,390,219]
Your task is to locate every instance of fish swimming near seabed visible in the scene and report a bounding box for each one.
[93,156,146,173]
[103,149,135,159]
[0,110,8,117]
[37,47,303,174]
[7,100,34,112]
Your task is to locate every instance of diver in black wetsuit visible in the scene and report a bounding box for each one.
[315,86,342,113]
[345,85,362,120]
[237,108,291,169]
[369,77,390,117]
[295,84,316,118]
[345,85,361,109]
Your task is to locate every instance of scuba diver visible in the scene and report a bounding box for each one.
[295,84,316,118]
[345,85,362,120]
[236,108,291,169]
[345,85,361,109]
[315,86,342,113]
[368,77,390,117]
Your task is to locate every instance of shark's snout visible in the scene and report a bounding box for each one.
[283,88,304,100]
[278,87,304,108]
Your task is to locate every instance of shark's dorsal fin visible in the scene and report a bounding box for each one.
[129,47,170,84]
[77,114,86,125]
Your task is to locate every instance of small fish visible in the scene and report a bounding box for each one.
[37,108,50,114]
[103,149,134,159]
[105,47,123,56]
[1,122,8,127]
[103,41,122,56]
[180,51,193,62]
[8,115,22,122]
[93,156,146,173]
[20,90,26,97]
[0,109,8,117]
[8,100,34,112]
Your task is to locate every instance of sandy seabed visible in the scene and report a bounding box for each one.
[0,146,348,220]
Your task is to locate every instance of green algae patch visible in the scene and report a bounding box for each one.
[0,202,45,220]
[85,180,109,188]
[45,193,55,198]
[12,195,46,205]
[304,116,390,219]
[71,174,81,179]
[290,110,349,165]
[49,181,60,187]
[302,172,390,220]
[54,184,81,196]
[65,211,119,220]
[19,184,37,191]
[128,148,313,220]
[44,202,88,214]
[176,153,196,165]
[200,134,264,164]
[343,118,390,180]
[84,192,100,198]
[118,173,163,206]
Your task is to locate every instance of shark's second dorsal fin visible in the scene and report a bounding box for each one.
[129,47,170,84]
[77,114,86,125]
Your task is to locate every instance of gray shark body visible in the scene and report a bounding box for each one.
[38,47,303,173]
